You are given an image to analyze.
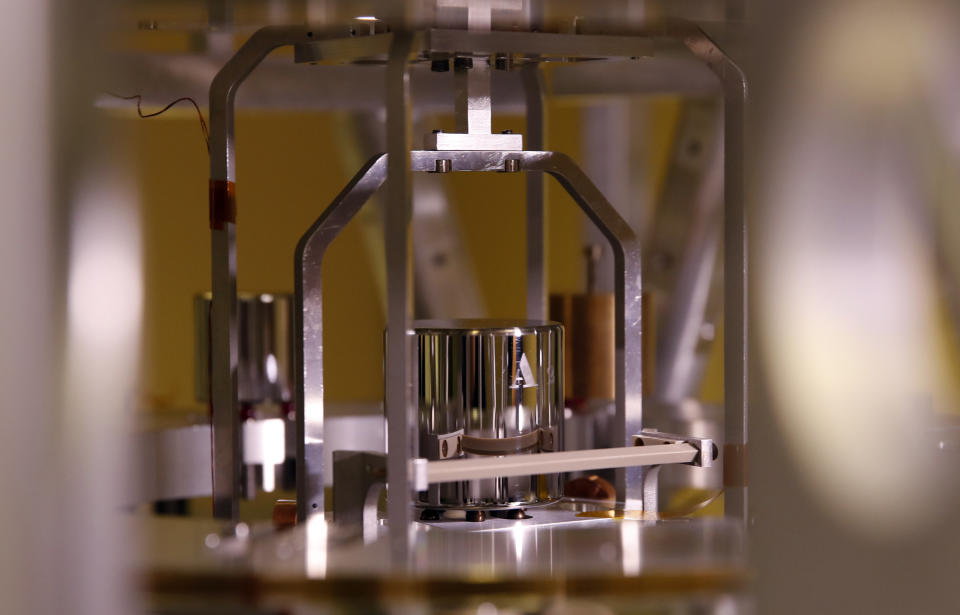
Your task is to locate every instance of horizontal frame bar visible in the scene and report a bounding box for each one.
[414,443,697,487]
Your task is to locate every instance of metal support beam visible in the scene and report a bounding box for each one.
[384,31,416,565]
[453,58,491,135]
[536,154,645,506]
[523,60,546,321]
[207,25,310,521]
[295,155,388,522]
[678,25,749,525]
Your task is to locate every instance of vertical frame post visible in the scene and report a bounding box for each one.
[384,31,416,564]
[542,154,644,506]
[523,60,546,321]
[207,26,309,520]
[679,24,749,524]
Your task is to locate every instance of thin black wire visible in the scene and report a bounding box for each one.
[106,92,210,153]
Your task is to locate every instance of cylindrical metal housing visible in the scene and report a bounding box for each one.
[194,292,294,405]
[413,319,564,510]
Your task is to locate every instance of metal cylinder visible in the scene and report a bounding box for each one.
[194,292,294,405]
[413,319,564,510]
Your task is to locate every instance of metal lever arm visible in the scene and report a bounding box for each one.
[411,443,697,490]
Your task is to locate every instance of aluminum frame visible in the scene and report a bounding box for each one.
[206,22,747,531]
[295,149,643,525]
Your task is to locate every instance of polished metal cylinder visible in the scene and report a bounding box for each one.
[194,292,294,404]
[413,319,564,509]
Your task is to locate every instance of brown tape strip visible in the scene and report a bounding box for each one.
[462,430,541,456]
[723,443,748,487]
[209,179,236,230]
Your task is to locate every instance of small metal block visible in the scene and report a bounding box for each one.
[503,158,521,173]
[434,159,452,173]
[633,429,716,468]
[424,132,524,151]
[539,426,557,451]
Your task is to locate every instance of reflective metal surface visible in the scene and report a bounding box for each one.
[195,292,294,404]
[414,320,563,509]
[208,21,746,525]
[142,507,747,595]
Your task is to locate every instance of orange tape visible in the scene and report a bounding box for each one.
[209,179,236,230]
[723,443,748,487]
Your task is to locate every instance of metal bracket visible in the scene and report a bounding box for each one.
[423,429,464,460]
[633,429,717,468]
[333,450,385,543]
[424,131,524,151]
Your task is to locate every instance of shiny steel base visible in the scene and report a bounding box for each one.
[142,500,747,611]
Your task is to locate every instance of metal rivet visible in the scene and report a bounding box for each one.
[504,159,520,173]
[435,159,452,173]
[441,440,449,457]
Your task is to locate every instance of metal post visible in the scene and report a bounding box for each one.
[678,24,749,524]
[384,31,416,565]
[295,155,389,522]
[541,154,645,506]
[523,61,546,321]
[721,94,748,523]
[207,25,309,520]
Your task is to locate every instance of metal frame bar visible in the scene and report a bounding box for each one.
[207,20,746,525]
[417,443,696,486]
[383,32,417,562]
[676,24,749,524]
[293,155,388,522]
[208,25,312,520]
[523,59,546,321]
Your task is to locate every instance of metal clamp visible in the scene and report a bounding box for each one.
[633,429,717,468]
[424,430,464,460]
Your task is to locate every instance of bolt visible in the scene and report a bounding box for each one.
[503,158,520,173]
[453,56,474,70]
[433,129,443,134]
[435,159,452,173]
[501,129,513,134]
[494,53,512,71]
[441,440,449,457]
[430,58,449,72]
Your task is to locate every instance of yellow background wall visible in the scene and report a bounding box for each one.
[121,94,707,414]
